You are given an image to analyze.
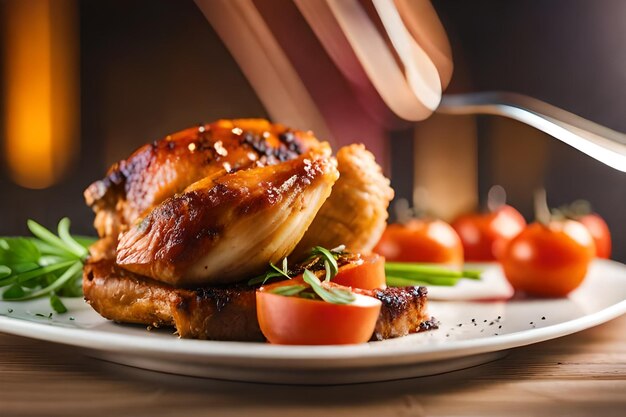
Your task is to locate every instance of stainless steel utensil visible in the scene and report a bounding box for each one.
[438,92,626,172]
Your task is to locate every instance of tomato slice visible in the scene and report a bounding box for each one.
[256,279,381,345]
[332,253,386,290]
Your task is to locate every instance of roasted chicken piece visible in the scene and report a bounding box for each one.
[84,119,320,239]
[293,144,394,257]
[116,144,338,286]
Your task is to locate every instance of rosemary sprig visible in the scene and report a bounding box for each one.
[269,284,307,297]
[248,244,344,286]
[308,246,339,281]
[302,269,355,304]
[270,270,356,305]
[0,218,95,313]
[259,246,356,305]
[247,256,290,285]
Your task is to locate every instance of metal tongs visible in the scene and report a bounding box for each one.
[198,0,626,172]
[438,92,626,172]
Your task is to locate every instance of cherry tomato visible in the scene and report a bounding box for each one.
[501,220,595,297]
[373,219,463,265]
[452,205,526,262]
[333,254,386,290]
[256,279,381,345]
[578,214,611,259]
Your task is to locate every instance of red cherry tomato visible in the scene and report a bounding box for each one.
[333,254,386,290]
[373,219,463,265]
[501,220,595,297]
[452,205,526,262]
[578,214,611,259]
[256,278,381,345]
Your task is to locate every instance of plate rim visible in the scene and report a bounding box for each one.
[0,260,625,369]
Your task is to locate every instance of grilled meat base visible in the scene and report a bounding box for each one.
[83,259,434,341]
[83,258,262,341]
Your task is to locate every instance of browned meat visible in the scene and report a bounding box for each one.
[84,119,320,239]
[83,258,263,341]
[115,143,338,287]
[358,286,433,340]
[83,258,433,341]
[293,144,394,258]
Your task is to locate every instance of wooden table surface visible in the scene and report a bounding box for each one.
[1,314,625,417]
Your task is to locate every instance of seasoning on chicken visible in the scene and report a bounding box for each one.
[115,143,338,286]
[84,119,320,239]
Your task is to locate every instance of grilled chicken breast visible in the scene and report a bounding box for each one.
[84,119,320,239]
[83,258,434,341]
[293,144,394,257]
[116,144,338,286]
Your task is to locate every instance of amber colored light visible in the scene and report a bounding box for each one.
[2,0,78,189]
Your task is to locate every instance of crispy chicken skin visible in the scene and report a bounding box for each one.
[116,144,339,286]
[83,258,433,341]
[84,119,320,239]
[293,144,394,257]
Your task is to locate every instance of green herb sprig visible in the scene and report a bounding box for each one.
[301,270,355,304]
[267,269,356,305]
[258,245,356,305]
[0,218,95,313]
[248,245,344,286]
[247,256,290,286]
[308,246,339,282]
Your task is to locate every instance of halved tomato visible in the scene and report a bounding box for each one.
[333,253,386,290]
[256,278,381,345]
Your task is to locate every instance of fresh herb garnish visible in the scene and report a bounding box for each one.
[249,245,347,286]
[268,284,307,297]
[0,218,95,310]
[258,246,356,305]
[302,269,355,304]
[308,246,339,281]
[50,293,68,314]
[248,256,291,285]
[268,269,356,305]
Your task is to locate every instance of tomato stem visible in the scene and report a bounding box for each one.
[534,188,551,226]
[487,185,506,213]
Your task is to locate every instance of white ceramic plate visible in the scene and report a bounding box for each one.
[1,260,625,384]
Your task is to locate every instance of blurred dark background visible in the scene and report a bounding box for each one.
[0,0,625,260]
